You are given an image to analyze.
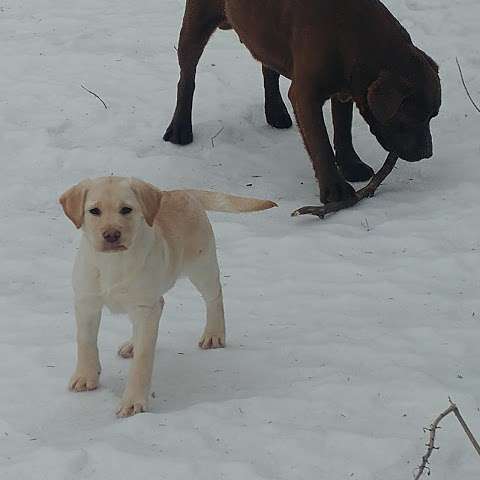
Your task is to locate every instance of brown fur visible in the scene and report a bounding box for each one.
[164,0,441,203]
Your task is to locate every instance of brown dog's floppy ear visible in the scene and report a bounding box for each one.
[422,52,439,73]
[367,70,413,124]
[59,180,91,229]
[129,178,162,227]
[413,46,439,73]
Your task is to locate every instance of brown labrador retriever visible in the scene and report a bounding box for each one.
[164,0,441,204]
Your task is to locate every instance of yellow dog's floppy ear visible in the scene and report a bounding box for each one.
[59,180,91,229]
[129,178,162,227]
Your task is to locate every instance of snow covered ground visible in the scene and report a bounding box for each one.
[0,0,479,478]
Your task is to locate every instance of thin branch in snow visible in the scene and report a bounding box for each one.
[211,126,224,148]
[361,217,371,232]
[449,398,480,457]
[80,84,108,110]
[292,152,398,218]
[414,398,480,480]
[455,57,480,114]
[414,403,456,480]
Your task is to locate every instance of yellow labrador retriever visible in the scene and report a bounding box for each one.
[59,176,276,417]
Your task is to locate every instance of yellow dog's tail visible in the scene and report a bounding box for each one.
[186,190,277,213]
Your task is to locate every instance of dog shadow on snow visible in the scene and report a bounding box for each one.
[104,339,289,414]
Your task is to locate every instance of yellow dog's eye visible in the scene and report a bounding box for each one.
[89,208,101,216]
[120,207,132,215]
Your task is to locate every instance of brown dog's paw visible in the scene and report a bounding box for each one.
[198,332,225,350]
[320,178,356,204]
[336,150,374,182]
[117,341,134,359]
[163,119,193,145]
[265,102,293,129]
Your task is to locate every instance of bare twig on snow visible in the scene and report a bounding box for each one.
[414,398,480,480]
[448,398,480,457]
[80,84,108,110]
[211,126,224,147]
[414,403,456,480]
[455,57,480,114]
[291,151,398,218]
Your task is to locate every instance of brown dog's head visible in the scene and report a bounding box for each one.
[355,48,441,162]
[59,177,162,253]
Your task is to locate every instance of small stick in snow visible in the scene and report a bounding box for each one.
[455,57,480,114]
[414,398,480,480]
[80,84,108,110]
[448,398,480,457]
[414,403,456,480]
[291,152,398,218]
[211,126,224,148]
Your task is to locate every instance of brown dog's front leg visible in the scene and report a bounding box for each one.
[262,65,292,129]
[289,82,355,204]
[331,98,374,182]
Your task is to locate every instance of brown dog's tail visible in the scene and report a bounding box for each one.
[186,190,277,213]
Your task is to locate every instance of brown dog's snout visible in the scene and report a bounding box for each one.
[103,229,121,243]
[402,131,433,162]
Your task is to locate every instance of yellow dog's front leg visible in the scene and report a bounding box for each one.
[116,299,164,417]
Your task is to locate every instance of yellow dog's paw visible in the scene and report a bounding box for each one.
[198,332,225,350]
[69,370,99,392]
[117,341,134,359]
[116,395,148,418]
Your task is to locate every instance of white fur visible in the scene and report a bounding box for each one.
[61,177,274,417]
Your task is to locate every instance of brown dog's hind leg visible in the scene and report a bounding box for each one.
[262,65,292,129]
[331,98,374,182]
[164,0,224,145]
[289,81,355,204]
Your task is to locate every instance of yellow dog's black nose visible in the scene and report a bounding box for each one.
[103,229,121,243]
